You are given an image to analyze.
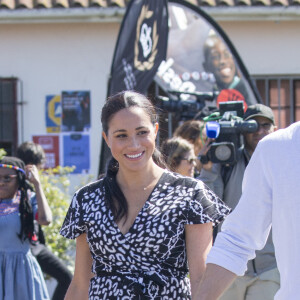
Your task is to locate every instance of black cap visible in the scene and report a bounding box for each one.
[243,104,275,124]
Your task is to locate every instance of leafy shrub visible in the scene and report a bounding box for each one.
[0,148,6,159]
[40,166,76,271]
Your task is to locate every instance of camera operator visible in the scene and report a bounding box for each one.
[198,104,279,300]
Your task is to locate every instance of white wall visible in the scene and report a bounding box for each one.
[219,20,300,75]
[1,16,299,178]
[0,22,120,178]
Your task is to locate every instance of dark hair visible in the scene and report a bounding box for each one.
[0,156,34,242]
[161,137,194,172]
[17,141,46,166]
[174,120,206,145]
[101,91,165,223]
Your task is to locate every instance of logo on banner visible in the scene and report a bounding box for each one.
[134,5,158,71]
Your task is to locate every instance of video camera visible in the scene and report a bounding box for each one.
[199,101,258,165]
[156,90,218,120]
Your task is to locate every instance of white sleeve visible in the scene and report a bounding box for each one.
[206,141,273,276]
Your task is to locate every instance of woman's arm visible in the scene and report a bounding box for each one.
[26,164,52,225]
[193,263,236,300]
[185,222,213,298]
[65,233,94,300]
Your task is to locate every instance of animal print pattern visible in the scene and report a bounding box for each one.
[60,171,230,299]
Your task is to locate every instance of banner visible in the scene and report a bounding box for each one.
[100,0,169,174]
[155,0,261,115]
[108,0,169,96]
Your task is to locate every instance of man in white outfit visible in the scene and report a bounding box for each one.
[194,121,300,300]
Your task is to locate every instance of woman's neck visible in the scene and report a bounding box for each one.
[0,191,18,202]
[116,162,164,191]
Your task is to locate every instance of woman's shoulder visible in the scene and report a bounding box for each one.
[74,177,106,200]
[162,170,204,190]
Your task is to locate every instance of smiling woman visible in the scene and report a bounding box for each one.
[60,91,230,300]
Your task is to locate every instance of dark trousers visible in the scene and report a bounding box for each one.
[33,245,73,300]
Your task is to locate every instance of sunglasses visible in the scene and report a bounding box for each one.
[181,157,197,164]
[0,174,18,183]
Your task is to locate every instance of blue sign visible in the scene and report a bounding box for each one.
[63,134,90,173]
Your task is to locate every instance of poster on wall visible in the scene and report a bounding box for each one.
[62,133,90,174]
[45,95,61,133]
[61,91,91,132]
[32,135,60,169]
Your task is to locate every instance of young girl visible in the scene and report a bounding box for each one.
[0,156,50,299]
[60,91,230,299]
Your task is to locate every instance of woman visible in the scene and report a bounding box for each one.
[60,91,230,299]
[0,156,50,300]
[173,120,206,158]
[161,137,197,177]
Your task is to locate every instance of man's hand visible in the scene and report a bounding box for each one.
[198,138,214,171]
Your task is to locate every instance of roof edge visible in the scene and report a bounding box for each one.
[0,7,126,24]
[0,6,300,24]
[203,6,300,21]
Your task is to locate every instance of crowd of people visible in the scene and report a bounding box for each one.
[1,88,299,300]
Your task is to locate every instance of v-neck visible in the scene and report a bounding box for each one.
[110,170,167,238]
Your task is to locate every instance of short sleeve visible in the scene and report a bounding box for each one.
[187,180,231,226]
[60,191,86,239]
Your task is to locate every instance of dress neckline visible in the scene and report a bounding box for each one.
[111,170,167,237]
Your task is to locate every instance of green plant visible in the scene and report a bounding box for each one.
[40,166,76,272]
[0,148,7,159]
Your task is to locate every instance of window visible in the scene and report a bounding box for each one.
[0,78,18,155]
[253,76,300,128]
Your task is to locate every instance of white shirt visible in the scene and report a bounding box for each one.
[207,121,300,300]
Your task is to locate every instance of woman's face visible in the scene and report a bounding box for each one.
[103,107,158,173]
[0,168,19,200]
[175,150,197,178]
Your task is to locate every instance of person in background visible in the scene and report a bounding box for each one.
[160,136,197,178]
[0,156,50,299]
[17,141,72,300]
[198,104,279,300]
[173,119,208,175]
[195,121,300,300]
[202,32,249,104]
[60,90,230,299]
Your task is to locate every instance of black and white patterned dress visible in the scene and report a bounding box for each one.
[60,170,230,299]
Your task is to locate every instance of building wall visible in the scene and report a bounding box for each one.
[219,20,300,75]
[0,17,299,178]
[0,22,119,178]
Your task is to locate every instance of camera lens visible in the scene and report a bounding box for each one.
[215,144,232,161]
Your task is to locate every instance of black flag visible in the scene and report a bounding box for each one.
[108,0,169,96]
[155,0,261,112]
[99,0,169,174]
